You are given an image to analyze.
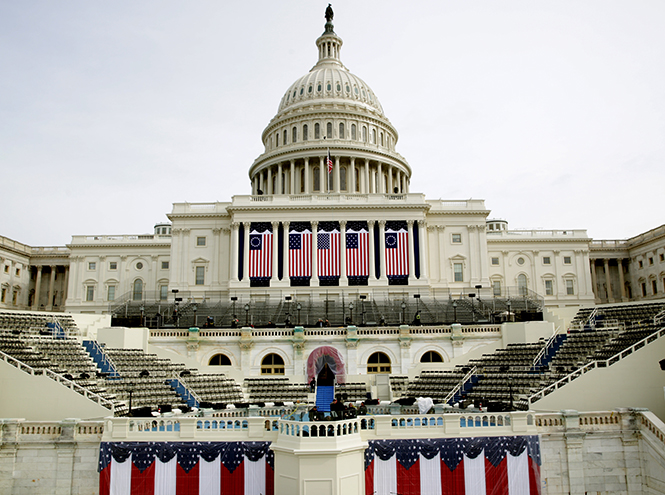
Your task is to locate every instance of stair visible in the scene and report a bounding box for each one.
[82,340,120,378]
[315,385,334,412]
[167,378,199,408]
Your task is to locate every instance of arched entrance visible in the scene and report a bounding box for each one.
[306,346,345,384]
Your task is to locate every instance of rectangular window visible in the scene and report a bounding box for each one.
[453,263,463,282]
[566,280,574,295]
[86,286,95,301]
[1,288,6,302]
[160,285,168,300]
[161,261,169,270]
[195,266,205,285]
[563,256,572,265]
[196,236,206,246]
[15,268,20,276]
[543,257,551,265]
[88,262,96,270]
[109,262,117,270]
[660,253,664,262]
[491,257,499,266]
[653,280,658,295]
[452,234,462,244]
[649,257,654,265]
[639,260,644,268]
[642,283,647,297]
[545,280,554,295]
[107,286,116,302]
[492,280,501,296]
[3,265,8,273]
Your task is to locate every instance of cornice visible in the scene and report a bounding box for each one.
[227,203,430,213]
[486,237,591,244]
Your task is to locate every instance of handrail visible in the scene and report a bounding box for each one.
[529,326,665,405]
[532,326,562,367]
[170,373,202,406]
[443,366,477,405]
[0,349,115,411]
[85,340,119,377]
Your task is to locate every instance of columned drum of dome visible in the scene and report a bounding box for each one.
[249,13,411,197]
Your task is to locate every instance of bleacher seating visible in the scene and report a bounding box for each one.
[244,377,307,403]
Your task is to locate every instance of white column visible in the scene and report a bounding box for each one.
[277,163,283,194]
[407,220,416,284]
[304,158,310,194]
[387,164,393,193]
[349,157,356,193]
[267,168,273,195]
[437,227,447,284]
[340,220,347,286]
[230,223,239,282]
[212,229,221,287]
[618,258,626,301]
[47,265,57,309]
[272,221,279,283]
[418,221,429,280]
[467,225,477,285]
[377,162,383,193]
[282,221,290,281]
[334,156,340,193]
[396,169,402,193]
[311,221,319,286]
[368,221,376,281]
[319,157,325,193]
[33,266,43,309]
[364,159,370,194]
[378,220,388,283]
[290,160,295,195]
[242,222,250,284]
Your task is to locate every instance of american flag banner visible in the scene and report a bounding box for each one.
[326,149,333,174]
[317,229,340,277]
[289,229,312,278]
[365,436,541,495]
[346,227,369,277]
[385,228,409,277]
[99,441,274,495]
[249,229,272,279]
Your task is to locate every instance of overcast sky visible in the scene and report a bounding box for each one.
[2,1,663,247]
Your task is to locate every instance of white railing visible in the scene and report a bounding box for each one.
[529,327,665,406]
[443,366,477,405]
[532,326,562,367]
[0,350,115,412]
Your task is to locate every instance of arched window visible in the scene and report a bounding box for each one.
[351,124,357,140]
[313,167,320,192]
[326,122,333,139]
[372,129,376,144]
[261,353,285,375]
[340,166,347,191]
[518,274,528,296]
[209,354,232,366]
[362,126,367,142]
[275,132,279,147]
[339,123,345,139]
[380,132,384,146]
[367,352,391,373]
[132,279,143,301]
[292,126,297,143]
[314,123,320,139]
[303,124,308,141]
[283,130,287,145]
[420,351,443,363]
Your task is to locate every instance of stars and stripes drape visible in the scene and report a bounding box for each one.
[289,228,312,278]
[317,228,340,278]
[99,441,274,495]
[385,227,409,277]
[364,436,541,495]
[249,228,272,279]
[346,226,369,277]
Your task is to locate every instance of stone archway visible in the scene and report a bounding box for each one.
[306,346,346,384]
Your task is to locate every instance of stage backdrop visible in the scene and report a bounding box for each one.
[364,436,541,495]
[99,441,273,495]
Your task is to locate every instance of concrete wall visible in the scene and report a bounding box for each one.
[0,360,111,421]
[96,326,149,351]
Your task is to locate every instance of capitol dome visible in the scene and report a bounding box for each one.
[249,11,411,197]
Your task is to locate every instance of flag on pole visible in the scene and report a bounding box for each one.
[385,228,409,276]
[249,229,272,279]
[289,229,312,278]
[364,436,541,495]
[346,227,369,277]
[317,229,340,277]
[326,149,333,174]
[99,441,274,495]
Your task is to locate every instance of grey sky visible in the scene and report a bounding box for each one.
[1,1,663,247]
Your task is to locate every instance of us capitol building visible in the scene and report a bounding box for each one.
[2,11,664,320]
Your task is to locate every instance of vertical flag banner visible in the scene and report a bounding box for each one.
[365,436,541,495]
[289,228,312,278]
[249,229,272,279]
[385,228,409,277]
[99,441,274,495]
[317,228,340,278]
[346,227,369,277]
[326,150,334,174]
